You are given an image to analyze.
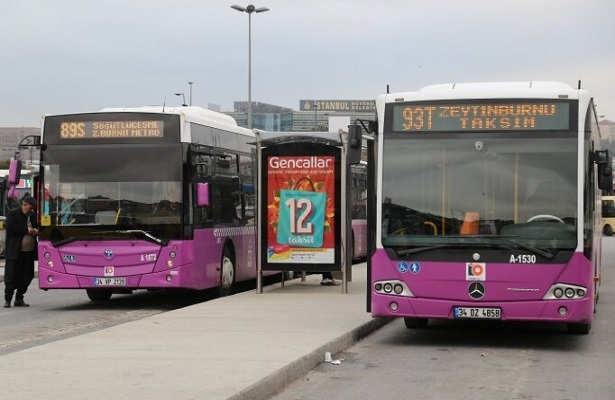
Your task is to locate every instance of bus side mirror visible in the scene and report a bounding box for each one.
[8,158,21,185]
[596,150,613,191]
[347,124,362,165]
[197,182,210,206]
[599,165,613,191]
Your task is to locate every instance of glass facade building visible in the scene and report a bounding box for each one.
[223,100,376,132]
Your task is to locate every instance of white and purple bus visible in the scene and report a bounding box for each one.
[366,81,611,334]
[36,106,259,301]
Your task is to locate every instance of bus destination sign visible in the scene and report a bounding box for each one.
[391,101,570,132]
[59,121,164,139]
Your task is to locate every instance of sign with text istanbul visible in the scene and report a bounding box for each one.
[261,142,341,271]
[389,100,572,132]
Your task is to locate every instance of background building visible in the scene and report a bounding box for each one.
[224,99,376,132]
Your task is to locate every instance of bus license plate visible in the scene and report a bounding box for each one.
[94,277,126,286]
[454,307,501,319]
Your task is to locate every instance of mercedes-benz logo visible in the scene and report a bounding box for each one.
[468,282,485,300]
[104,248,114,260]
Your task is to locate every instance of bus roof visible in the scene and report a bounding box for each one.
[380,81,587,103]
[100,106,240,129]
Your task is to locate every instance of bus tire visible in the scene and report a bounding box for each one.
[603,225,613,236]
[404,317,428,329]
[567,322,591,334]
[219,246,235,297]
[86,289,112,302]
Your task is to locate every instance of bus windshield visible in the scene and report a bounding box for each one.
[381,134,577,253]
[40,144,183,242]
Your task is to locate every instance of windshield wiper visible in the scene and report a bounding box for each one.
[395,245,449,257]
[51,237,78,247]
[119,230,168,246]
[393,236,555,260]
[496,237,555,260]
[97,230,168,246]
[51,230,168,247]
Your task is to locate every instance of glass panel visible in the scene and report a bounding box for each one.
[40,145,183,240]
[381,134,577,252]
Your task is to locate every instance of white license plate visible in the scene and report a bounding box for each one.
[94,277,126,286]
[454,307,501,319]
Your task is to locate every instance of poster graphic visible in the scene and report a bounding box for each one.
[266,155,336,264]
[277,189,326,247]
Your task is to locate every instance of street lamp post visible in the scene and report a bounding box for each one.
[188,82,193,106]
[313,100,318,131]
[174,93,187,106]
[231,4,269,129]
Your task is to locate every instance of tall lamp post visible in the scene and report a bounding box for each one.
[188,81,193,106]
[174,93,187,106]
[231,4,269,129]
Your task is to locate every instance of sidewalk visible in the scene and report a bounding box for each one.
[0,263,389,400]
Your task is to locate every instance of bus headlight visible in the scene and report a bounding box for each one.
[374,280,413,297]
[544,283,587,300]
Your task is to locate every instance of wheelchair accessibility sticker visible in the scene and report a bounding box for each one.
[398,261,421,274]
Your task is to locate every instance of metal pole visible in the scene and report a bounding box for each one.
[231,5,268,129]
[255,130,263,293]
[188,81,193,106]
[248,12,252,129]
[340,132,348,294]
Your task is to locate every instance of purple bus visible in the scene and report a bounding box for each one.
[364,82,611,334]
[36,107,260,301]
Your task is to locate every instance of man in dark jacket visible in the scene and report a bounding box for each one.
[3,196,38,308]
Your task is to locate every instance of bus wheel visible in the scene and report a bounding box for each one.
[219,247,235,297]
[603,225,613,236]
[404,317,428,329]
[86,289,112,302]
[567,322,591,334]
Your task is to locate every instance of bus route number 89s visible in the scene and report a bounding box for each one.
[60,122,86,138]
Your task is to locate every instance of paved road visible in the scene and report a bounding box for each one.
[0,262,387,400]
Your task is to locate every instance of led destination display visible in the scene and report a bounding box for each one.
[59,121,164,139]
[391,101,571,132]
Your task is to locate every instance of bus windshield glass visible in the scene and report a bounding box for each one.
[381,133,577,254]
[40,144,183,241]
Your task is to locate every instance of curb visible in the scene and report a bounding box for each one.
[228,316,393,400]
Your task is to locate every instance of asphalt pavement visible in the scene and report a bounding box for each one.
[0,262,389,400]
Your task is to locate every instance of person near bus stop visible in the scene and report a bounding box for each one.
[321,272,339,286]
[3,196,38,308]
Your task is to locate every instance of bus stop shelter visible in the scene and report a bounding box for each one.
[254,130,353,294]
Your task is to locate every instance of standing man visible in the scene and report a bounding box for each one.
[3,196,38,308]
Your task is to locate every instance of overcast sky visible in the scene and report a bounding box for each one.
[1,0,614,127]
